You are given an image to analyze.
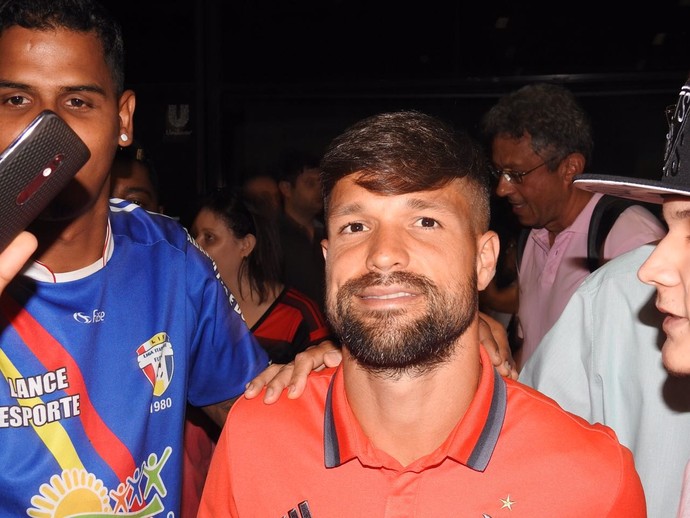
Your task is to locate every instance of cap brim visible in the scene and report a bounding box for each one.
[574,173,690,204]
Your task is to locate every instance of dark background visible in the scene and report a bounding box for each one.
[101,0,690,218]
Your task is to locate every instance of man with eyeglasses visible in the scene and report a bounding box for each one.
[480,83,665,370]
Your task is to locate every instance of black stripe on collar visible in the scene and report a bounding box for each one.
[323,368,507,470]
[467,371,507,471]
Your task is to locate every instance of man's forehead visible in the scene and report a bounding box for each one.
[0,26,112,86]
[663,197,690,220]
[300,167,321,178]
[328,176,466,212]
[1,24,102,50]
[246,177,277,189]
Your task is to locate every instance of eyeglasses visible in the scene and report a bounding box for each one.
[488,160,548,184]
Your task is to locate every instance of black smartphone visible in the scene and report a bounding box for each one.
[0,110,90,253]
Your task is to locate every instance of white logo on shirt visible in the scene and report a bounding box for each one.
[73,310,106,324]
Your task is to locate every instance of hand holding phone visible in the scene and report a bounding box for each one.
[0,110,90,253]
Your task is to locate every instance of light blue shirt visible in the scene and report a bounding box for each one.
[520,243,690,518]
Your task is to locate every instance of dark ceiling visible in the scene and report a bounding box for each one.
[109,0,690,90]
[99,0,690,216]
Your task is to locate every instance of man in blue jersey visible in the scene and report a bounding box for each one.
[0,2,519,513]
[0,0,270,514]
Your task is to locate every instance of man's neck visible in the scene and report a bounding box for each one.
[545,188,594,245]
[30,200,110,274]
[342,336,482,467]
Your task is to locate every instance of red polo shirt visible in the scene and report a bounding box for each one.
[199,348,644,517]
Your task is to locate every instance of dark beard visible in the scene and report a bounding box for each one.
[327,270,477,378]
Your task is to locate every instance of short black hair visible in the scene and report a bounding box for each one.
[480,83,593,166]
[0,0,125,94]
[278,149,322,185]
[112,141,160,194]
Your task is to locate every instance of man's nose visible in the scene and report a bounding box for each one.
[495,175,515,198]
[365,226,410,274]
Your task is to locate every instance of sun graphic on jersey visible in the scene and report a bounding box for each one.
[27,468,112,517]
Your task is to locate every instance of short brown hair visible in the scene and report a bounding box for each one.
[320,110,491,232]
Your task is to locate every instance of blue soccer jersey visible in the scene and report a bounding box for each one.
[0,200,269,516]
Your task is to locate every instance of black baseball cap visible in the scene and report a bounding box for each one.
[574,78,690,204]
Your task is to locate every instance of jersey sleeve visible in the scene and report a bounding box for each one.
[184,237,269,407]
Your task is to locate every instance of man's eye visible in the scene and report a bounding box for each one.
[342,222,366,234]
[67,98,87,108]
[416,217,439,228]
[5,95,27,106]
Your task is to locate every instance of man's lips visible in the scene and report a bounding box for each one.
[360,290,417,300]
[657,303,689,334]
[662,314,688,335]
[507,198,526,210]
[359,284,421,298]
[656,301,681,319]
[339,271,432,308]
[354,286,423,307]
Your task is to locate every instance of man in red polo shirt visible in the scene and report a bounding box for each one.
[199,110,644,517]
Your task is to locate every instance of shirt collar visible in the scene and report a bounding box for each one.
[532,192,604,249]
[22,219,114,283]
[324,347,507,472]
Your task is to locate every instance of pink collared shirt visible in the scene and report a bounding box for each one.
[516,192,666,370]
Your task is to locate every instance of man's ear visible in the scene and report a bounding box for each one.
[476,230,499,291]
[321,238,328,260]
[560,152,586,182]
[117,89,136,147]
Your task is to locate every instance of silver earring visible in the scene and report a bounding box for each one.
[120,133,129,142]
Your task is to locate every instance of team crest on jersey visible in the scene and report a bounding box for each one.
[136,333,174,396]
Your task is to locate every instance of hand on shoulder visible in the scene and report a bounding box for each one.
[245,312,519,405]
[244,340,342,403]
